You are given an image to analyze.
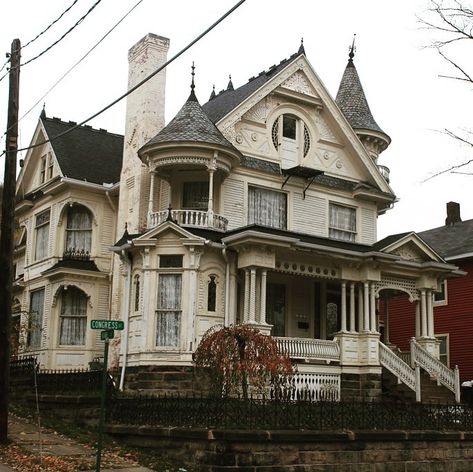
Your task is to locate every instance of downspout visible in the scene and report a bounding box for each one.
[222,245,230,327]
[106,190,117,322]
[119,250,132,391]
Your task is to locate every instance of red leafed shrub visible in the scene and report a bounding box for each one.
[194,324,294,399]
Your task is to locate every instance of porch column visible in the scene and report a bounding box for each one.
[358,284,364,332]
[420,289,427,337]
[427,290,434,338]
[384,295,390,344]
[370,285,377,333]
[207,167,215,219]
[340,282,347,332]
[148,171,155,221]
[244,269,250,323]
[259,269,267,324]
[249,268,257,323]
[363,282,370,331]
[350,283,356,333]
[415,301,421,338]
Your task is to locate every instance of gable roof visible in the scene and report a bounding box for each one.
[202,50,303,123]
[418,219,473,260]
[41,115,124,185]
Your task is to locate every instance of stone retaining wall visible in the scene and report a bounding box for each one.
[107,425,473,471]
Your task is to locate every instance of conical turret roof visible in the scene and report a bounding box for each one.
[335,53,387,136]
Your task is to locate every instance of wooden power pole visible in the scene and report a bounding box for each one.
[0,38,21,443]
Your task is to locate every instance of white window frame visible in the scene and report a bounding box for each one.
[433,280,448,306]
[65,205,92,255]
[28,288,45,348]
[155,272,182,348]
[328,202,357,242]
[47,152,54,180]
[39,155,46,184]
[435,333,449,367]
[248,185,287,230]
[34,209,50,261]
[59,286,87,346]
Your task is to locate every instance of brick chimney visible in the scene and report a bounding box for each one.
[445,201,462,226]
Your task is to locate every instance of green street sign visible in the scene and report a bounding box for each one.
[91,320,124,330]
[100,329,114,341]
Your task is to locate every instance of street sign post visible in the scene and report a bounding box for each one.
[91,319,124,471]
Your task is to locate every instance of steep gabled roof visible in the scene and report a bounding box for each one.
[41,115,124,185]
[202,51,303,123]
[418,219,473,260]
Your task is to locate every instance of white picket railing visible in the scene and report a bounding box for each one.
[148,209,228,231]
[410,338,460,403]
[290,372,340,402]
[379,341,420,401]
[275,337,340,363]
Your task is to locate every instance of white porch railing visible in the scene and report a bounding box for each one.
[379,341,420,401]
[275,337,340,363]
[148,209,228,231]
[290,372,340,402]
[410,338,461,403]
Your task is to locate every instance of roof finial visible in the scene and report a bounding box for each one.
[298,37,305,55]
[40,102,46,119]
[188,62,198,101]
[348,34,356,63]
[227,74,234,91]
[209,84,216,101]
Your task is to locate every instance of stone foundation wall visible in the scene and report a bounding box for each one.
[107,426,473,471]
[341,372,382,402]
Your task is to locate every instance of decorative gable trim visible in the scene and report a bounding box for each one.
[379,232,445,263]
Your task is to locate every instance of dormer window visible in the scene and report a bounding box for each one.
[272,114,310,169]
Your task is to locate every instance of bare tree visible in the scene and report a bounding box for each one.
[419,0,473,178]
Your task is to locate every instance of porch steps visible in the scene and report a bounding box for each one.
[382,368,456,404]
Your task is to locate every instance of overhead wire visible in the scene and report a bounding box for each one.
[1,0,248,158]
[0,0,145,148]
[0,0,103,83]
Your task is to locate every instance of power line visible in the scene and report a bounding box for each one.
[22,0,80,50]
[0,0,102,83]
[1,0,248,158]
[0,0,145,148]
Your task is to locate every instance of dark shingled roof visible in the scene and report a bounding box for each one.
[335,57,386,136]
[41,116,123,185]
[202,51,302,123]
[143,91,237,151]
[372,232,412,252]
[44,259,101,272]
[418,219,473,260]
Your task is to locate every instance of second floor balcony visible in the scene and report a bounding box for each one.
[148,208,228,232]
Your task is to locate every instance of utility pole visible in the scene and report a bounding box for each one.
[0,38,21,443]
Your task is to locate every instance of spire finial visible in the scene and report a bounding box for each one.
[227,74,234,91]
[40,102,46,119]
[191,61,195,92]
[209,84,216,101]
[298,37,305,55]
[348,34,356,62]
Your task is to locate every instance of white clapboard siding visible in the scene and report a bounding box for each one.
[94,285,110,350]
[293,193,326,236]
[48,203,57,257]
[100,208,115,256]
[223,178,245,229]
[361,207,376,245]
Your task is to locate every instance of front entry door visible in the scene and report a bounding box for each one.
[266,283,286,337]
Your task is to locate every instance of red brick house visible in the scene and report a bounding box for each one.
[383,202,473,382]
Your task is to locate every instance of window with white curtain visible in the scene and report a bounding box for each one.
[329,203,356,242]
[59,286,87,345]
[183,181,208,210]
[65,205,92,254]
[28,289,44,348]
[35,209,50,260]
[156,273,182,347]
[248,186,287,229]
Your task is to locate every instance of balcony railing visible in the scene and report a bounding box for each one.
[63,248,90,261]
[275,337,340,363]
[148,209,228,231]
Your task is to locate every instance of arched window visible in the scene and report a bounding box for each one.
[59,286,87,345]
[134,275,141,312]
[207,275,217,312]
[65,205,92,256]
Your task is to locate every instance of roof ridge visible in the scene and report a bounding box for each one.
[42,115,124,138]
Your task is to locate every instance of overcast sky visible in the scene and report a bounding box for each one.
[1,0,472,239]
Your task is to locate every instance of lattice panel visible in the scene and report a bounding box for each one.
[376,274,419,300]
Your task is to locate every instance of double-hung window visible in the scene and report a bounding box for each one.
[59,287,87,345]
[156,255,183,348]
[248,186,287,229]
[65,205,92,254]
[35,209,50,260]
[329,203,356,242]
[28,289,44,348]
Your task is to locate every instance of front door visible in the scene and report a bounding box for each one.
[266,283,286,337]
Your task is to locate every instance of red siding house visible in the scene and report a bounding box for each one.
[386,202,473,382]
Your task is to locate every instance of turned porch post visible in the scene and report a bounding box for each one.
[421,289,427,337]
[259,269,267,324]
[415,301,421,338]
[363,282,370,331]
[370,284,377,333]
[244,269,250,323]
[358,284,364,332]
[249,268,257,323]
[427,290,434,338]
[350,282,356,333]
[148,170,155,220]
[341,281,347,332]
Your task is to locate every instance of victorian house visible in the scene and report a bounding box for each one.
[110,34,463,401]
[12,112,123,369]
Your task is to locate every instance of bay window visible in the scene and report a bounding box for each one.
[329,203,356,242]
[248,186,287,229]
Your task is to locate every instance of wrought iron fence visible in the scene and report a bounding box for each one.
[108,394,473,431]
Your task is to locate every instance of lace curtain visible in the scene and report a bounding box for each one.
[66,206,92,253]
[248,186,287,229]
[29,289,44,348]
[59,287,87,345]
[329,204,356,242]
[35,210,50,260]
[156,274,182,347]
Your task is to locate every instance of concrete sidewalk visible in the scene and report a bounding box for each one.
[5,414,155,471]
